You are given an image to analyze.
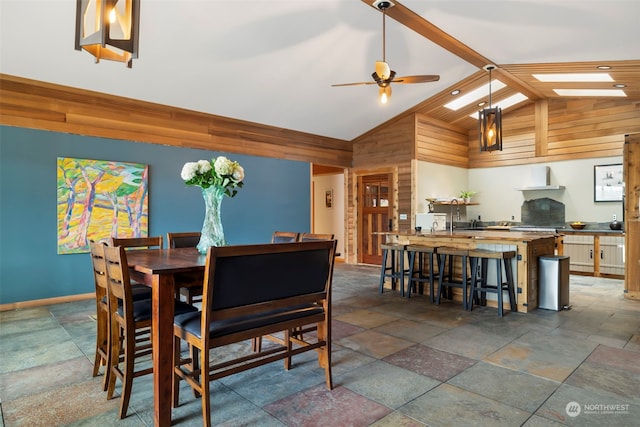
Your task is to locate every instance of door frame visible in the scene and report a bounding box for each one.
[350,166,397,265]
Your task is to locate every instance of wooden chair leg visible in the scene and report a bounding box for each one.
[118,327,136,419]
[106,324,120,401]
[200,348,212,427]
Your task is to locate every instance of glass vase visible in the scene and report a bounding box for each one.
[197,185,226,254]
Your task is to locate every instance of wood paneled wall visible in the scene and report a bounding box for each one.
[351,115,415,167]
[0,74,353,167]
[416,114,469,168]
[469,98,640,168]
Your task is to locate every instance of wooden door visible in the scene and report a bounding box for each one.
[358,174,393,265]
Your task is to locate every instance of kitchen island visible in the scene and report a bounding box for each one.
[379,230,557,313]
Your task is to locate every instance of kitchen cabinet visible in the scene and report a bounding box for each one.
[563,235,595,274]
[599,236,625,276]
[561,232,625,279]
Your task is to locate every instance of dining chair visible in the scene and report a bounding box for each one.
[251,231,304,352]
[171,242,335,427]
[167,232,204,304]
[103,245,198,419]
[298,233,334,242]
[109,236,163,301]
[89,240,112,391]
[271,231,299,243]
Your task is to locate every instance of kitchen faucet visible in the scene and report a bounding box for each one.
[450,198,460,233]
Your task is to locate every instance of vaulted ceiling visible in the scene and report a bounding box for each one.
[1,0,639,142]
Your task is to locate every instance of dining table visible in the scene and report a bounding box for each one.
[124,246,206,427]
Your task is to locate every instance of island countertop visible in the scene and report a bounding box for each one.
[384,229,558,242]
[377,230,557,313]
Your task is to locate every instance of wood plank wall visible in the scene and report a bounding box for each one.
[351,115,415,167]
[468,98,640,168]
[415,114,469,168]
[0,74,353,167]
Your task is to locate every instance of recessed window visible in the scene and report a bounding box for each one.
[533,73,614,82]
[552,89,627,97]
[444,80,506,111]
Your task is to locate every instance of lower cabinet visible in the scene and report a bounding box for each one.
[561,233,624,278]
[599,235,625,276]
[563,235,595,274]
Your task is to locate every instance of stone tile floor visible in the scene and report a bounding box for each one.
[0,264,638,426]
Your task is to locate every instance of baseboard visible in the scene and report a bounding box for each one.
[0,293,95,312]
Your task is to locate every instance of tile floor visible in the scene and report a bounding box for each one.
[0,264,638,426]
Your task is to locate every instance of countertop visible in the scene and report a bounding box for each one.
[380,230,557,242]
[560,228,624,235]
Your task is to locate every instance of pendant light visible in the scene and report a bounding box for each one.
[75,0,140,68]
[377,2,391,103]
[479,65,502,151]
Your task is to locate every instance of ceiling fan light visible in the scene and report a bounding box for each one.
[379,85,391,104]
[375,61,391,80]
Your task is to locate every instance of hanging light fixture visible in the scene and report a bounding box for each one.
[377,1,392,103]
[75,0,140,68]
[479,65,502,151]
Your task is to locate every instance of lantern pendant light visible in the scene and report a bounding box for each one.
[479,65,502,151]
[75,0,140,68]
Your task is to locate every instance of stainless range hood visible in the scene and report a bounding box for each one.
[516,165,565,191]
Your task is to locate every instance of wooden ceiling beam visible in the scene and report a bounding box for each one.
[362,0,492,69]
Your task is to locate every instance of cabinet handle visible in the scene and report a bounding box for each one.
[590,249,593,259]
[600,250,604,259]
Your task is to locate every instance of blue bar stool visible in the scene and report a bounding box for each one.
[379,243,410,296]
[468,249,517,317]
[406,244,439,302]
[436,247,472,309]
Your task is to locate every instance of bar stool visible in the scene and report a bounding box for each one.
[468,249,517,317]
[379,243,410,296]
[436,247,472,309]
[406,244,439,302]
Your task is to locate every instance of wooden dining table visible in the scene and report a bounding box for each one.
[125,247,206,427]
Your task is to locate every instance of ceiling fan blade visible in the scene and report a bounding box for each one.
[392,75,440,84]
[331,81,377,87]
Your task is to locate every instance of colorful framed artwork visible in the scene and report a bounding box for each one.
[594,163,623,202]
[57,157,149,254]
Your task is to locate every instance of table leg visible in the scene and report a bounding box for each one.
[152,273,175,427]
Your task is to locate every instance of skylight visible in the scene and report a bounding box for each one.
[468,93,529,119]
[444,80,507,111]
[533,73,614,82]
[553,89,627,97]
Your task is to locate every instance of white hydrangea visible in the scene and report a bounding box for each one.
[196,159,212,174]
[214,156,234,176]
[180,162,198,181]
[232,165,244,182]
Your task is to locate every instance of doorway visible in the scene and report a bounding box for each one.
[358,173,393,265]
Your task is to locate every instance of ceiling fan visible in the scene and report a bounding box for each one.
[332,0,439,104]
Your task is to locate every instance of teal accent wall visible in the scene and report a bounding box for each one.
[0,126,310,304]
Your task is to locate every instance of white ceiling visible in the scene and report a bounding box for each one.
[1,0,639,141]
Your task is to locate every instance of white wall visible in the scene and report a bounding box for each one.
[415,162,468,213]
[312,173,345,258]
[417,156,624,224]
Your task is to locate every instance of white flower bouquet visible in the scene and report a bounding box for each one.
[181,156,244,197]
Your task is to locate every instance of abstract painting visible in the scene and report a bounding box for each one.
[57,157,149,254]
